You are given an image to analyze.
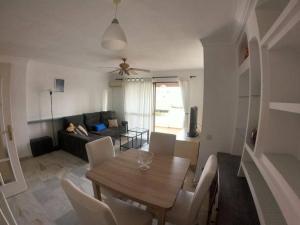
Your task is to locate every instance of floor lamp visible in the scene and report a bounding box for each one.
[49,89,56,148]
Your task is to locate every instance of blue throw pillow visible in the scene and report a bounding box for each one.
[93,123,107,131]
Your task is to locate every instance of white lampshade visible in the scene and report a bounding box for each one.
[101,18,127,50]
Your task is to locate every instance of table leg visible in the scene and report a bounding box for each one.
[92,182,102,201]
[157,208,166,225]
[147,130,149,143]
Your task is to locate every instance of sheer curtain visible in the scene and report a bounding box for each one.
[124,78,153,131]
[178,78,190,129]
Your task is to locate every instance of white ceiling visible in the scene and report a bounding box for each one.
[0,0,239,71]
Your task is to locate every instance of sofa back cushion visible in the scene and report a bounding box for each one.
[100,111,116,126]
[63,115,86,129]
[84,112,101,131]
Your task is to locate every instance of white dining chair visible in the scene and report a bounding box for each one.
[148,132,176,155]
[0,191,17,225]
[166,155,218,225]
[61,179,152,225]
[86,136,119,198]
[86,136,115,168]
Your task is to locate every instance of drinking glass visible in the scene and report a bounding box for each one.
[137,151,153,171]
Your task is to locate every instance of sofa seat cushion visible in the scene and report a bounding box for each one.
[91,127,121,138]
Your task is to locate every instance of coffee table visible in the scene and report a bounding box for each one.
[119,131,140,150]
[128,127,149,147]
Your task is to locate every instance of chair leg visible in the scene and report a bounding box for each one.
[92,182,102,201]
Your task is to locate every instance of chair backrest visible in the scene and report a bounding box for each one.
[148,132,176,155]
[0,191,17,225]
[61,179,118,225]
[86,136,114,169]
[188,155,218,225]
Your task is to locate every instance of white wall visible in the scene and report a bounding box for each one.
[0,56,31,158]
[26,61,110,148]
[0,57,110,158]
[195,42,237,178]
[26,60,109,121]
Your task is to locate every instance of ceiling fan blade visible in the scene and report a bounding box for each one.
[130,70,138,75]
[129,68,151,73]
[111,69,120,73]
[125,70,130,75]
[97,66,119,69]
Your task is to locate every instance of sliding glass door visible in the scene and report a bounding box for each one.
[154,82,184,135]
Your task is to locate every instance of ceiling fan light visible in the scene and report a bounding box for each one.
[101,18,127,50]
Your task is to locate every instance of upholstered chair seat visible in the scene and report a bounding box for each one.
[166,155,218,225]
[104,197,152,225]
[61,179,153,225]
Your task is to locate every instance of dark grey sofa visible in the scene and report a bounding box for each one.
[84,111,127,138]
[58,111,127,161]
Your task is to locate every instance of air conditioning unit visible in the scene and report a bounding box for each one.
[109,80,123,87]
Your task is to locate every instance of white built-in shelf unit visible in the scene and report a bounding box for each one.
[234,0,300,225]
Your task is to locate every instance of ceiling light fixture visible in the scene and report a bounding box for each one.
[101,0,127,50]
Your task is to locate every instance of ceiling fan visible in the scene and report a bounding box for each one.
[102,58,151,75]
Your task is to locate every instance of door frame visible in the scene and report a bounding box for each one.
[0,63,27,197]
[153,81,180,132]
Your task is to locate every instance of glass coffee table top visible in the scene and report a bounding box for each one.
[129,127,149,133]
[120,132,138,138]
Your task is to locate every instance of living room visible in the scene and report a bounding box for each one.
[1,0,300,225]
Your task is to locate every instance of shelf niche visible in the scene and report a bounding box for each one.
[238,33,249,65]
[232,71,250,155]
[245,38,262,150]
[265,110,300,159]
[256,0,290,39]
[269,18,300,103]
[241,150,287,225]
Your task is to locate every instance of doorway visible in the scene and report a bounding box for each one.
[0,63,27,197]
[154,82,184,135]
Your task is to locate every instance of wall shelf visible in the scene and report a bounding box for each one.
[236,1,300,225]
[242,160,287,225]
[0,158,9,163]
[270,102,300,114]
[262,153,300,199]
[245,143,255,154]
[263,2,300,49]
[238,57,250,76]
[256,0,291,41]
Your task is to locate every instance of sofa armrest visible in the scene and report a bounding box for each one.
[58,130,97,161]
[121,121,128,132]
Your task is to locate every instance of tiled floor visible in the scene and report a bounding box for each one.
[7,145,195,225]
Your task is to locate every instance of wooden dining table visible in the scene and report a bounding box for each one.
[86,149,190,225]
